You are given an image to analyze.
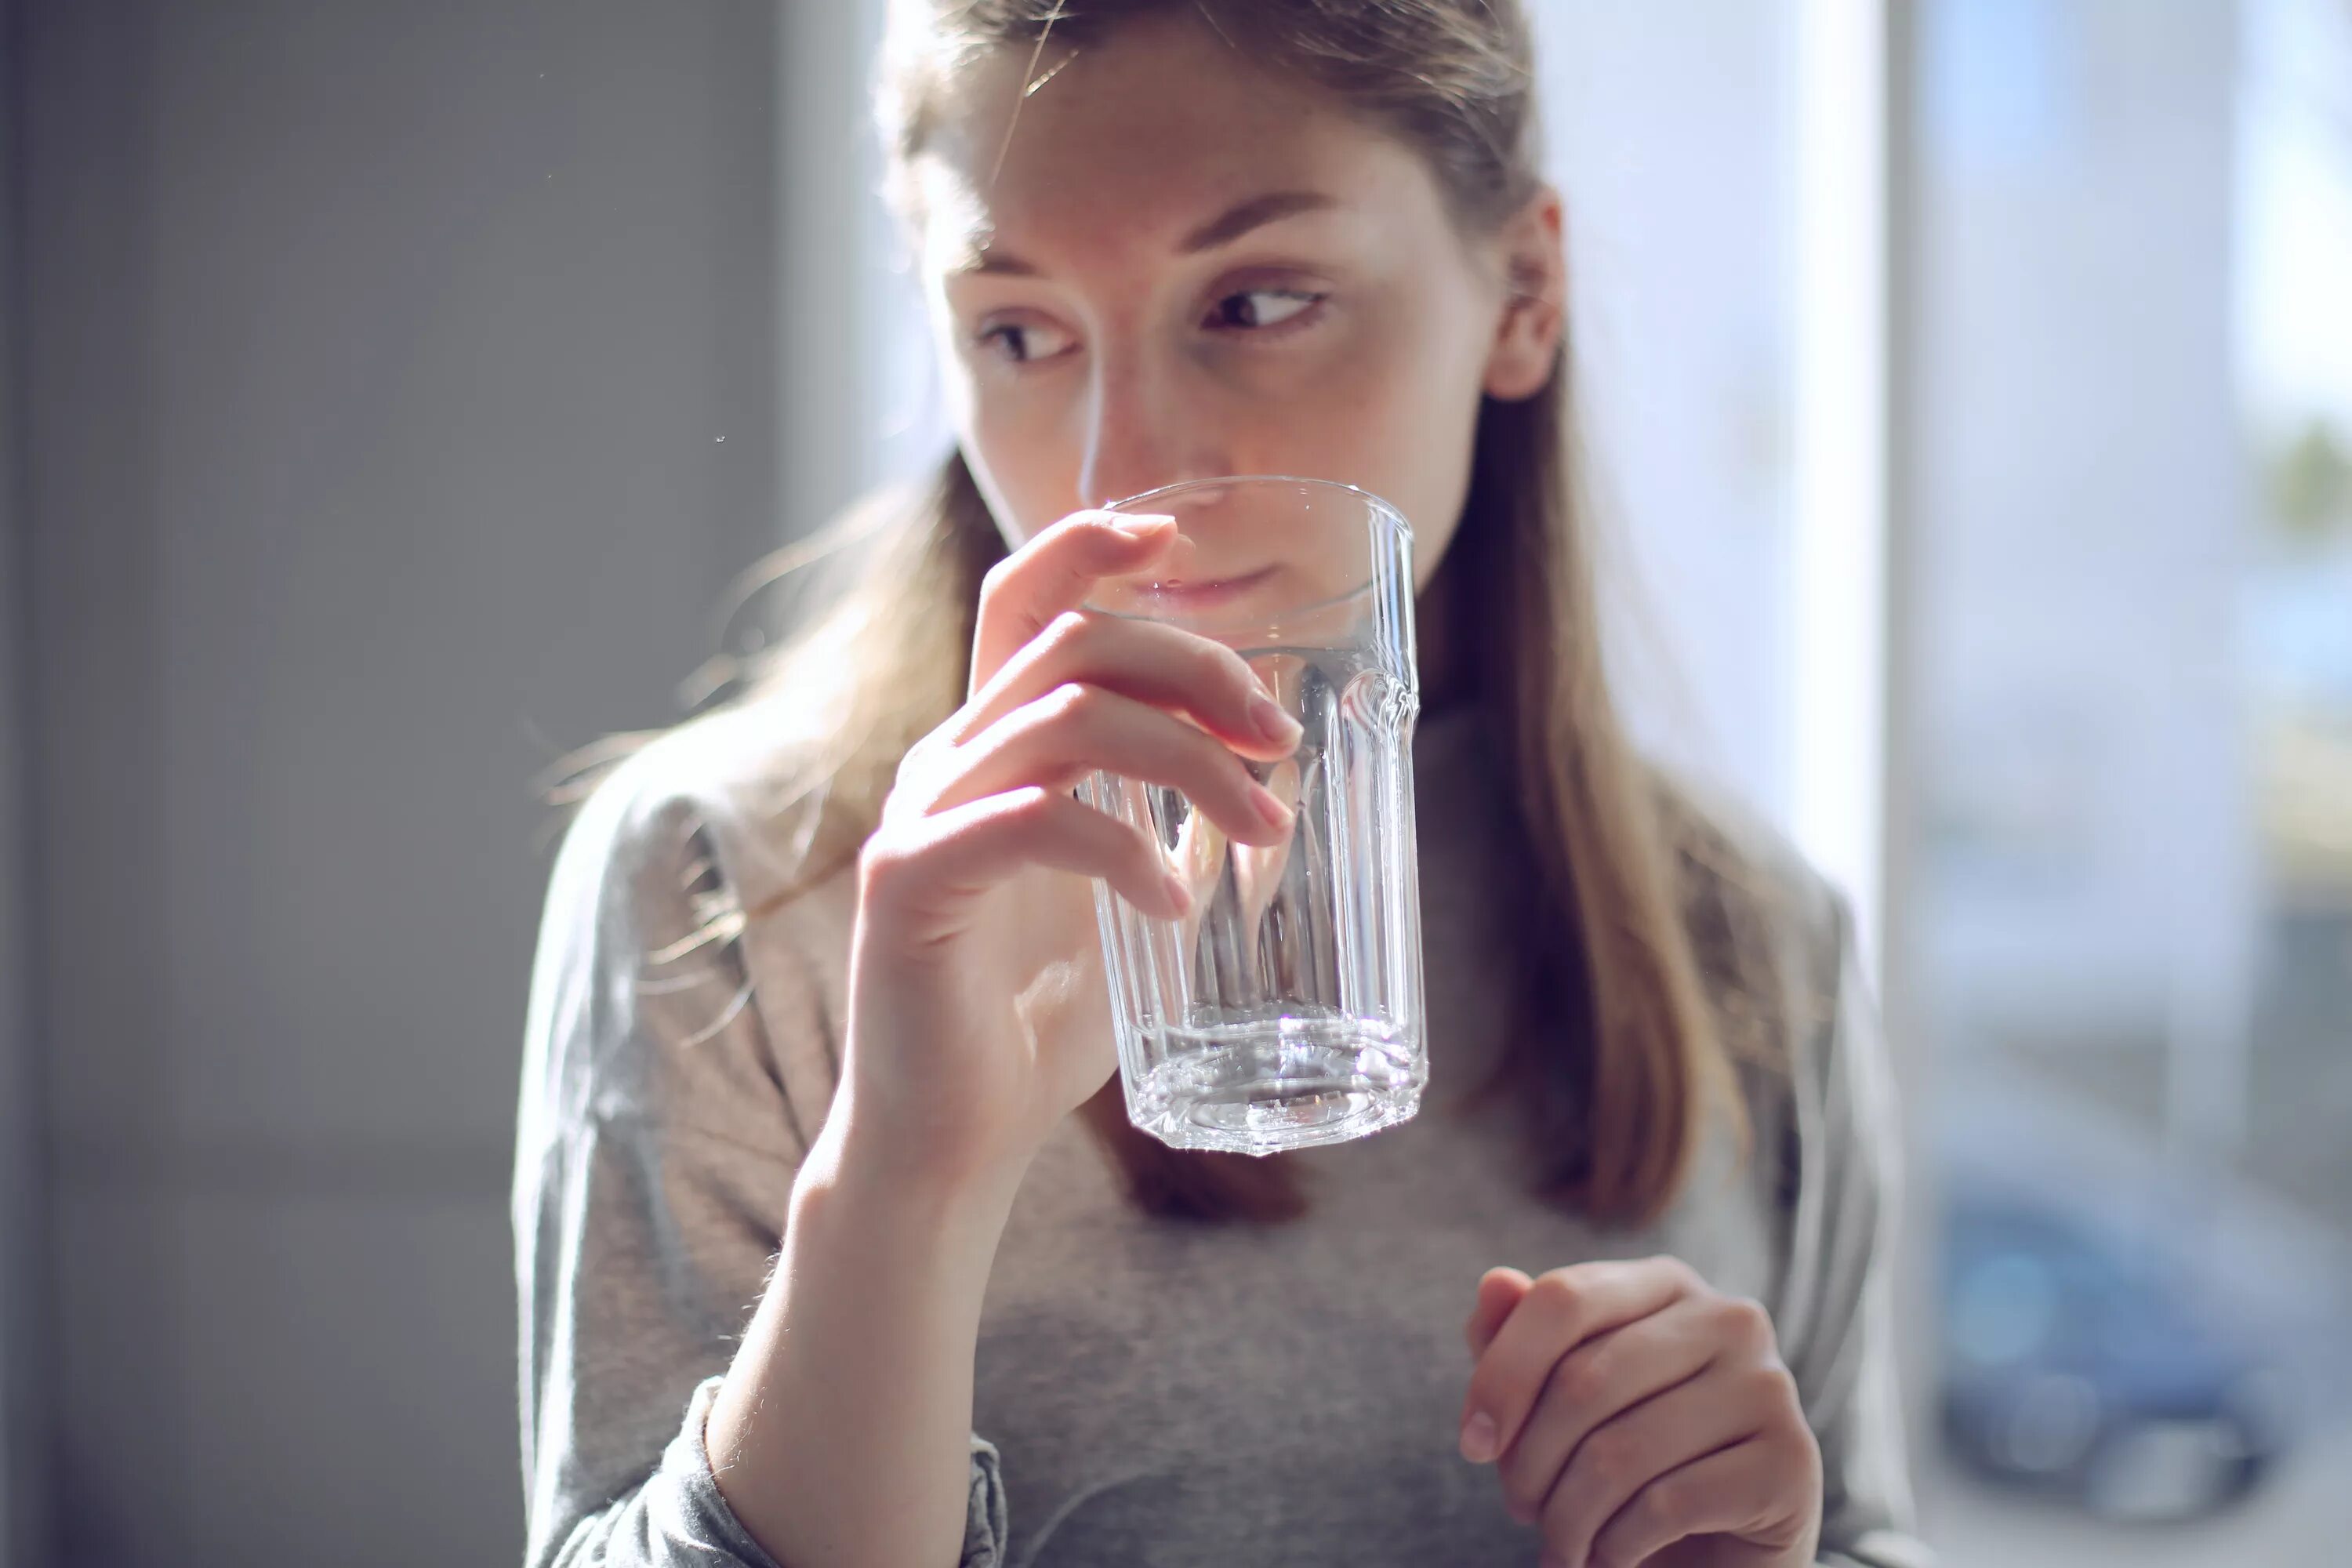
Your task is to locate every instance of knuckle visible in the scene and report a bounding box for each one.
[1039,608,1094,654]
[894,731,940,780]
[1648,1254,1704,1293]
[999,784,1062,828]
[887,740,957,815]
[977,557,1018,607]
[1040,679,1099,724]
[855,836,913,899]
[1636,1473,1683,1530]
[1546,1348,1603,1409]
[1755,1359,1803,1410]
[1722,1294,1777,1352]
[1580,1430,1628,1493]
[1527,1269,1594,1342]
[1581,1429,1618,1495]
[1527,1268,1581,1316]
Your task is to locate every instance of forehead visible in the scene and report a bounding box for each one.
[913,13,1432,267]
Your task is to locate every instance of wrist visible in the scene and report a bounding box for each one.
[794,1109,1029,1275]
[812,1080,1039,1207]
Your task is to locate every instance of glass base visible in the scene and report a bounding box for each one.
[1127,1016,1423,1155]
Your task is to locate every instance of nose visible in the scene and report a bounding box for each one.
[1075,354,1227,510]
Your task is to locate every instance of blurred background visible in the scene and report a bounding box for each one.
[1,1,2346,1563]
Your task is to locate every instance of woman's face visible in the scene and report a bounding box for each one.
[909,13,1563,591]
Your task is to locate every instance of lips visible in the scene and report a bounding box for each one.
[1136,564,1277,612]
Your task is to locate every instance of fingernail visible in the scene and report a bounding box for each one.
[1460,1410,1499,1464]
[1249,782,1294,833]
[1161,871,1192,916]
[1112,512,1174,539]
[1249,695,1303,746]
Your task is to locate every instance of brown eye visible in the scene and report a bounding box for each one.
[978,319,1076,364]
[1207,289,1321,331]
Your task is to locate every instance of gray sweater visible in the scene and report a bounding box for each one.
[513,699,1934,1568]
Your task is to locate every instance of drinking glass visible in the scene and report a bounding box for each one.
[1076,476,1426,1154]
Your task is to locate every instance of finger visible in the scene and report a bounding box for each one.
[970,512,1179,691]
[862,785,1185,928]
[1537,1374,1765,1568]
[1459,1258,1700,1466]
[1495,1295,1722,1526]
[1169,802,1218,953]
[934,684,1293,848]
[1464,1267,1534,1359]
[1230,754,1300,932]
[955,609,1301,760]
[1586,1442,1790,1568]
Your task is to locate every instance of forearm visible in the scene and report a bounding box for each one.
[704,1116,1024,1568]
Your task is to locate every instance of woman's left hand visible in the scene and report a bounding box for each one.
[1458,1257,1823,1568]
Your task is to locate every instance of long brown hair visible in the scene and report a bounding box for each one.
[675,0,1776,1227]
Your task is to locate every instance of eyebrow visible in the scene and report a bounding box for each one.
[955,188,1340,278]
[1179,189,1338,252]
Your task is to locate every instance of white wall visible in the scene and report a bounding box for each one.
[1,5,49,1560]
[1534,0,1802,826]
[14,2,783,1561]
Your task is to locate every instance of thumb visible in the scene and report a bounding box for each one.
[1464,1266,1534,1359]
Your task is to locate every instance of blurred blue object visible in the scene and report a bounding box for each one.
[1938,1183,2293,1522]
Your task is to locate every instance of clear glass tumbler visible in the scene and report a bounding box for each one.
[1077,476,1427,1154]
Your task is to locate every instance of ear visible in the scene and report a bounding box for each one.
[1482,185,1567,403]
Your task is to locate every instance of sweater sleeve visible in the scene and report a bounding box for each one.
[1777,896,1938,1568]
[511,749,1010,1568]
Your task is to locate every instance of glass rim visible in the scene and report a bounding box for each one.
[1091,474,1414,630]
[1105,474,1415,541]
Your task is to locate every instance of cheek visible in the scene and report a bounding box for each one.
[1303,293,1490,579]
[941,366,1073,549]
[924,292,1059,544]
[967,408,1082,550]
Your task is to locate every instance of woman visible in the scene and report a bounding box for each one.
[514,3,1929,1566]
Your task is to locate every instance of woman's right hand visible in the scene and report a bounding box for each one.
[829,509,1305,1193]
